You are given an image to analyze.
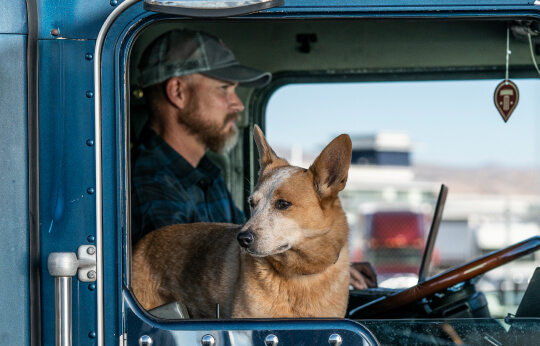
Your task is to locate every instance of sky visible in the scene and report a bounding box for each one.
[266,79,540,168]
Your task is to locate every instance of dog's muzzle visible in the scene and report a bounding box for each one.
[237,231,255,248]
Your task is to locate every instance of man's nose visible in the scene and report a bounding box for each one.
[229,91,244,113]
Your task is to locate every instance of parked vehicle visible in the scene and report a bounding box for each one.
[363,210,432,281]
[2,0,540,345]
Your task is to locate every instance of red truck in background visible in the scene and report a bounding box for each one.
[352,208,440,287]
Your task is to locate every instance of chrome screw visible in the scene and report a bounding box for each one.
[329,333,343,346]
[87,246,96,255]
[87,270,96,280]
[139,335,153,346]
[265,334,279,346]
[201,334,215,346]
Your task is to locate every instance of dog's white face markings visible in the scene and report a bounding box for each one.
[242,167,307,256]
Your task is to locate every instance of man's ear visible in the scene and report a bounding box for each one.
[165,77,189,109]
[253,125,289,175]
[309,134,352,201]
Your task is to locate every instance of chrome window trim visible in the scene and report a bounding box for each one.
[143,0,283,17]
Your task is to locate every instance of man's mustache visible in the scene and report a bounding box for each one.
[224,113,240,126]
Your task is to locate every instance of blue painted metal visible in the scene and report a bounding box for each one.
[32,0,540,43]
[36,0,116,39]
[259,0,540,16]
[0,1,27,34]
[124,293,380,345]
[38,38,96,346]
[0,34,30,346]
[280,0,535,5]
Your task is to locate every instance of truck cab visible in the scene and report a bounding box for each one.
[2,0,540,345]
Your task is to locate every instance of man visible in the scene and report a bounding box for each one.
[131,29,376,289]
[131,29,270,244]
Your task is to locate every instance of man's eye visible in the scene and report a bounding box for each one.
[275,199,292,210]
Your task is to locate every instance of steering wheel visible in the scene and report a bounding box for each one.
[350,236,540,319]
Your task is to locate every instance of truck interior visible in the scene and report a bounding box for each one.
[127,17,540,344]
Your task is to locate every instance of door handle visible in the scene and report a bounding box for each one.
[47,245,97,346]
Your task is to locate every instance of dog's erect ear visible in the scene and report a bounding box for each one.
[253,125,289,174]
[309,134,352,200]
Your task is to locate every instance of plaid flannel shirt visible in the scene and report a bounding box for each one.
[131,125,245,244]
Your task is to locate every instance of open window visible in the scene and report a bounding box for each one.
[124,14,540,344]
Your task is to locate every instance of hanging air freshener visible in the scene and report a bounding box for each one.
[494,25,519,123]
[494,80,519,122]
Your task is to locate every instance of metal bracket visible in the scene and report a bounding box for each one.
[77,245,97,282]
[47,245,97,282]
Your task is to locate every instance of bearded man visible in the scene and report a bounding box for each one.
[131,29,271,244]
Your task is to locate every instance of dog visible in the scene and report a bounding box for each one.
[132,125,352,318]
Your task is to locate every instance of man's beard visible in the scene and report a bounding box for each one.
[177,97,240,154]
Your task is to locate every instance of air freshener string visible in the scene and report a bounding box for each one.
[506,25,510,85]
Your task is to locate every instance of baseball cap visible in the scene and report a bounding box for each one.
[138,29,271,88]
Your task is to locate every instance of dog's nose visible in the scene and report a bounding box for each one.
[237,231,255,248]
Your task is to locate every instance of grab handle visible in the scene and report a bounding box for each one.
[47,246,96,346]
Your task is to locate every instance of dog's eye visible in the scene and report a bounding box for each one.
[275,199,292,210]
[248,197,255,209]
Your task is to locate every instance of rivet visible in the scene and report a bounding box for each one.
[87,246,96,255]
[86,91,94,98]
[85,53,93,60]
[87,235,95,242]
[51,28,59,37]
[265,334,279,346]
[201,334,215,346]
[87,270,96,280]
[139,335,153,346]
[88,331,96,339]
[87,187,95,195]
[86,139,94,147]
[88,283,96,291]
[328,333,342,346]
[110,0,118,6]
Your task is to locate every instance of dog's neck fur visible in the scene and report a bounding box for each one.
[265,231,345,276]
[233,230,350,318]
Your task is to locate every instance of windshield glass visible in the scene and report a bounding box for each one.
[361,318,540,345]
[266,78,540,317]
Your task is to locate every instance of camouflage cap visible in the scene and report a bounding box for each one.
[138,29,271,88]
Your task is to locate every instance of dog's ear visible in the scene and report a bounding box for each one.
[253,125,289,174]
[309,134,352,200]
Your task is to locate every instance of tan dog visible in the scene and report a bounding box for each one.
[132,125,352,318]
